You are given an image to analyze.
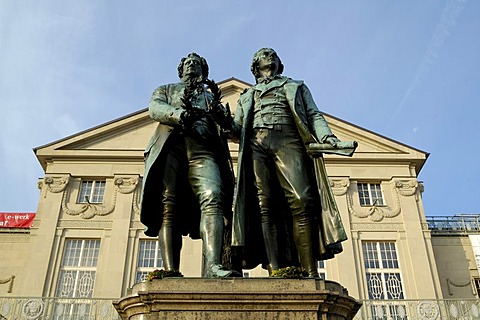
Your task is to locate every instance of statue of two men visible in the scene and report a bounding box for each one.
[140,48,348,278]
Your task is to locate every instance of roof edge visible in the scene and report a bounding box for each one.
[33,108,148,154]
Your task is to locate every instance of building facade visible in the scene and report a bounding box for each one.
[1,78,479,319]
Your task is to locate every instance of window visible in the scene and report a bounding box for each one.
[55,239,100,319]
[56,239,100,298]
[135,239,163,283]
[357,183,384,206]
[363,241,406,320]
[242,270,250,278]
[474,277,480,296]
[317,260,327,279]
[77,180,106,203]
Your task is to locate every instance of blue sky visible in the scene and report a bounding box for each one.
[0,0,478,216]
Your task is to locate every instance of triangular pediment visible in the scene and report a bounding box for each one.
[34,77,427,172]
[325,116,410,155]
[319,113,428,173]
[59,111,155,151]
[34,109,155,170]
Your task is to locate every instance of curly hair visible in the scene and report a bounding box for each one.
[250,48,284,80]
[177,52,209,80]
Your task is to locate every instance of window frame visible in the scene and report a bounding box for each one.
[357,182,385,206]
[55,238,101,298]
[135,239,164,283]
[473,277,480,296]
[77,180,106,204]
[362,241,407,320]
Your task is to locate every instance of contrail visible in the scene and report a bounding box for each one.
[385,0,467,129]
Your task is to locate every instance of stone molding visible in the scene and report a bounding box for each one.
[330,178,350,196]
[130,221,145,230]
[57,220,113,229]
[0,275,15,293]
[38,174,70,198]
[0,234,31,242]
[394,179,418,197]
[394,178,423,201]
[132,177,142,216]
[350,222,405,231]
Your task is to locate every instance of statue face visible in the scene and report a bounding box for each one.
[257,49,280,77]
[182,56,203,79]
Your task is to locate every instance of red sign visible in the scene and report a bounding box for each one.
[0,212,35,228]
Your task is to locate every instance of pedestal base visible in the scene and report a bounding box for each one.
[113,278,361,320]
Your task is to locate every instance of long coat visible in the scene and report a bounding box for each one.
[231,77,347,267]
[140,82,234,239]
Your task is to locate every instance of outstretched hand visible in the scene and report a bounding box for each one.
[325,136,340,148]
[211,102,233,130]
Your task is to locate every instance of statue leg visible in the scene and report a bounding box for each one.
[272,127,320,278]
[291,215,319,278]
[200,209,224,276]
[158,208,182,271]
[188,155,239,278]
[251,144,283,272]
[158,147,184,271]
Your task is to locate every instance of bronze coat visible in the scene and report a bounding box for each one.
[231,78,347,266]
[140,82,234,238]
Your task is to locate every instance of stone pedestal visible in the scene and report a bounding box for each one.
[113,278,361,320]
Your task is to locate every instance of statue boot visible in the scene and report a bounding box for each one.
[261,221,283,274]
[293,216,320,278]
[201,212,241,278]
[158,205,182,271]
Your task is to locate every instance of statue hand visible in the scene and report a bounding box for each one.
[325,136,340,148]
[210,102,232,130]
[179,108,206,130]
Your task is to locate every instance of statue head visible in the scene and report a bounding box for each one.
[251,48,284,80]
[177,52,209,81]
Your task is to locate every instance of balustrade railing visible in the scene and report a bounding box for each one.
[0,297,120,319]
[354,299,480,320]
[426,215,480,235]
[1,296,480,319]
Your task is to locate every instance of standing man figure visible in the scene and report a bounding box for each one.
[229,48,347,277]
[140,53,238,278]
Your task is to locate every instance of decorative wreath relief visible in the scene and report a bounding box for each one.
[347,179,419,222]
[62,176,139,219]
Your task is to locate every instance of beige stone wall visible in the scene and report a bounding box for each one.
[0,233,30,295]
[325,174,442,299]
[431,236,479,298]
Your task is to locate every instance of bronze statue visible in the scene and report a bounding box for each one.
[140,53,238,278]
[228,48,349,277]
